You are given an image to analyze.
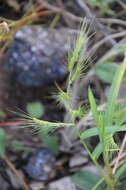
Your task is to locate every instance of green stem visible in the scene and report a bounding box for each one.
[92,177,104,190]
[103,157,115,190]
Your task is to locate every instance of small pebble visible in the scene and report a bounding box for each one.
[48,177,77,190]
[30,182,45,190]
[69,154,88,168]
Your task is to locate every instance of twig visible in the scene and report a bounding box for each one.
[88,31,126,56]
[99,18,126,27]
[41,0,116,45]
[3,155,31,190]
[111,152,126,167]
[0,41,11,57]
[0,121,27,127]
[34,10,59,17]
[96,37,126,66]
[75,0,116,45]
[113,134,126,174]
[116,0,126,9]
[39,0,83,22]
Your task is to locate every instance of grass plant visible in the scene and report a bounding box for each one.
[15,20,126,189]
[0,11,126,188]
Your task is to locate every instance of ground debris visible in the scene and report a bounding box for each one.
[48,177,77,190]
[30,182,45,190]
[69,154,88,168]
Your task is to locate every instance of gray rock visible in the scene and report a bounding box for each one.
[5,26,70,87]
[24,148,56,181]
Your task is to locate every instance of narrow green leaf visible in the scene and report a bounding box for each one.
[88,88,99,124]
[80,126,126,140]
[80,127,98,140]
[118,180,126,190]
[95,62,117,83]
[116,46,126,52]
[0,129,6,156]
[92,143,103,160]
[115,163,126,180]
[105,57,126,126]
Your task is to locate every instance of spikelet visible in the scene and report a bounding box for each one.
[11,109,74,135]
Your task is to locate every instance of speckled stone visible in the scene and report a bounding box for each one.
[24,148,55,181]
[5,26,70,87]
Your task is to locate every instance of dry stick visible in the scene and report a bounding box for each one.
[40,0,83,22]
[99,18,126,27]
[56,0,73,26]
[41,0,116,45]
[0,9,59,53]
[113,134,126,174]
[34,9,60,17]
[3,156,31,190]
[88,31,126,56]
[116,0,126,9]
[0,41,10,57]
[75,0,116,45]
[111,152,126,167]
[96,37,126,66]
[0,121,27,126]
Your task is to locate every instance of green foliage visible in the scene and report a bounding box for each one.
[21,115,74,135]
[26,102,44,118]
[95,62,117,83]
[40,135,59,155]
[105,57,126,127]
[119,181,126,190]
[70,106,85,119]
[68,21,88,72]
[0,129,6,156]
[71,170,106,190]
[68,21,89,87]
[14,20,126,189]
[80,55,126,189]
[115,163,126,180]
[33,118,73,134]
[0,110,6,119]
[88,88,99,123]
[88,0,114,15]
[11,140,29,151]
[53,84,70,109]
[54,20,89,124]
[80,126,126,141]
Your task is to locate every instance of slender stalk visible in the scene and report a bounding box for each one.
[3,155,30,190]
[92,178,104,190]
[113,134,126,174]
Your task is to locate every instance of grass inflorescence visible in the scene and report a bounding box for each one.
[10,20,126,189]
